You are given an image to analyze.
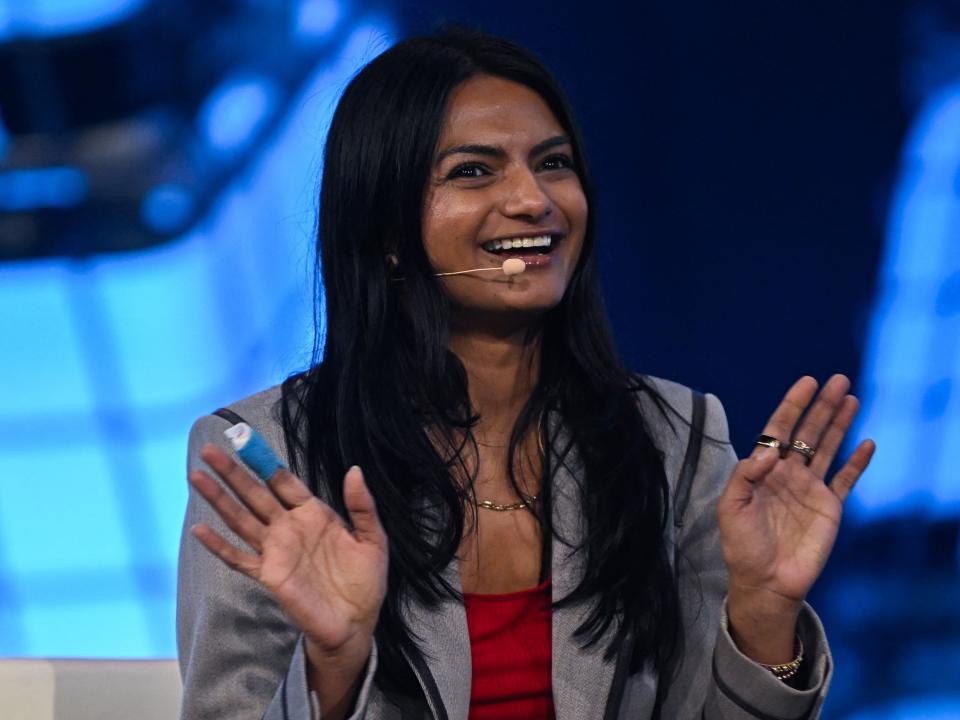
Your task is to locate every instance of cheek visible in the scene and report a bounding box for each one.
[559,188,588,249]
[549,179,588,229]
[422,192,486,257]
[563,191,588,268]
[565,187,588,227]
[421,193,457,262]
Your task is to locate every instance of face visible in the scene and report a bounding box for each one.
[421,74,588,326]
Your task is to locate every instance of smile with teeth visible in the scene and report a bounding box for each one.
[481,235,554,253]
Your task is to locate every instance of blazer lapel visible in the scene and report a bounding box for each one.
[404,555,472,720]
[549,424,620,720]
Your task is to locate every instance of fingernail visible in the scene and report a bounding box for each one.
[349,465,361,473]
[757,448,774,463]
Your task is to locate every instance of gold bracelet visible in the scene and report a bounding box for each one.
[759,636,804,682]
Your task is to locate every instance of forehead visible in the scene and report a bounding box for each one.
[437,75,566,148]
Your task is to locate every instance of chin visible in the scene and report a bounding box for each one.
[498,293,566,317]
[501,280,568,307]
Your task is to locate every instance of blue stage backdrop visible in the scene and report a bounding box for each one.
[0,1,395,658]
[850,82,960,519]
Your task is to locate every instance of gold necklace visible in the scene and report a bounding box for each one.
[476,495,538,512]
[475,414,546,512]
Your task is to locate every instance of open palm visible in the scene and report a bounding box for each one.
[189,447,388,655]
[718,375,875,604]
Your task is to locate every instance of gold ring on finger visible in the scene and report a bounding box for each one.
[788,439,816,462]
[755,434,785,451]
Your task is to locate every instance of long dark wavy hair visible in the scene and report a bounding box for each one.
[280,27,679,684]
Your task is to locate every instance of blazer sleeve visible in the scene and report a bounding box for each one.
[660,392,832,720]
[176,414,379,720]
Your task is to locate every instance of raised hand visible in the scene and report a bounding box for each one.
[717,375,875,663]
[188,445,388,713]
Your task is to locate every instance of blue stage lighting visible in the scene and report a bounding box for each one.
[0,112,8,159]
[0,17,395,658]
[294,0,341,39]
[851,83,960,519]
[844,696,960,720]
[0,0,147,40]
[140,183,194,235]
[198,76,279,154]
[0,167,88,212]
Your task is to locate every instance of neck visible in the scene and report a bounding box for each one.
[448,321,541,436]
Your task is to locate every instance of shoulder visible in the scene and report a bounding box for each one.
[187,383,290,464]
[224,383,286,427]
[637,376,737,522]
[635,374,732,445]
[632,375,737,488]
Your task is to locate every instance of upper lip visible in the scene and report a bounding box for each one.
[480,230,564,246]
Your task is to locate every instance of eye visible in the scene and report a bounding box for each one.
[539,153,575,172]
[447,163,490,180]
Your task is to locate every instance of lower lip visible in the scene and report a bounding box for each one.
[512,252,552,268]
[487,251,553,267]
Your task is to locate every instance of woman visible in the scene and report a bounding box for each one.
[177,28,874,720]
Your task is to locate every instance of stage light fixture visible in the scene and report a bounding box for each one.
[0,0,357,260]
[0,166,88,212]
[199,75,279,154]
[0,0,148,41]
[140,182,193,234]
[294,0,341,40]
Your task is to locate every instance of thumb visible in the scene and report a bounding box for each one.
[343,465,386,548]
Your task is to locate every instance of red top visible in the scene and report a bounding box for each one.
[463,578,555,720]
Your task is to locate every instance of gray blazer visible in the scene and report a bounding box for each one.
[177,377,832,719]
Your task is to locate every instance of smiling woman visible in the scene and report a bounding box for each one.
[177,26,874,720]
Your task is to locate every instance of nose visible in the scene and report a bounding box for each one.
[499,167,552,221]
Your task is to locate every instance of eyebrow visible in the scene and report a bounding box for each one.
[433,134,572,166]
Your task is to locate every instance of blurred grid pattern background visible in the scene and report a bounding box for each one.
[0,0,394,658]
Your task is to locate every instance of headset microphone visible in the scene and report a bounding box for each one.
[435,258,527,277]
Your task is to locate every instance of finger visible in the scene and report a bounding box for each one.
[754,376,818,458]
[725,448,780,506]
[344,466,387,548]
[201,444,285,522]
[742,447,780,483]
[192,523,261,576]
[828,439,876,503]
[787,374,850,466]
[189,471,267,551]
[808,395,859,477]
[267,468,317,508]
